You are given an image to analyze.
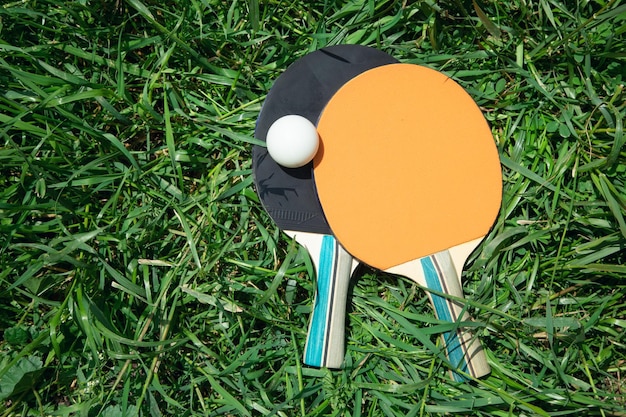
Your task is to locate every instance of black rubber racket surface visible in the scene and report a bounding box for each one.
[253,44,398,233]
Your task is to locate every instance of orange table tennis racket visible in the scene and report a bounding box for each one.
[313,63,502,380]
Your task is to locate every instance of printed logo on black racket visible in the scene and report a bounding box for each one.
[314,64,502,380]
[252,45,397,368]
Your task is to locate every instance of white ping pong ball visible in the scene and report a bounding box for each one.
[266,115,319,168]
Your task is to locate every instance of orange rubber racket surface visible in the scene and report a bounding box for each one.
[314,63,501,270]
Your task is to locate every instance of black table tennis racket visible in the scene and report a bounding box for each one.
[252,44,397,368]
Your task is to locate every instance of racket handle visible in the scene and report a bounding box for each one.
[303,235,354,368]
[419,251,490,380]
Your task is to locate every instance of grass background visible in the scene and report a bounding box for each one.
[1,0,625,415]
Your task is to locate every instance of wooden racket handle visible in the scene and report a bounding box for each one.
[295,233,355,368]
[389,251,490,380]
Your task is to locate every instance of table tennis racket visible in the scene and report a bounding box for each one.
[252,45,398,368]
[313,63,502,380]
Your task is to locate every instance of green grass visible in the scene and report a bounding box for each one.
[1,0,625,415]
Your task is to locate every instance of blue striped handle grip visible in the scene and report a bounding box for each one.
[302,234,354,368]
[387,249,489,380]
[419,251,490,380]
